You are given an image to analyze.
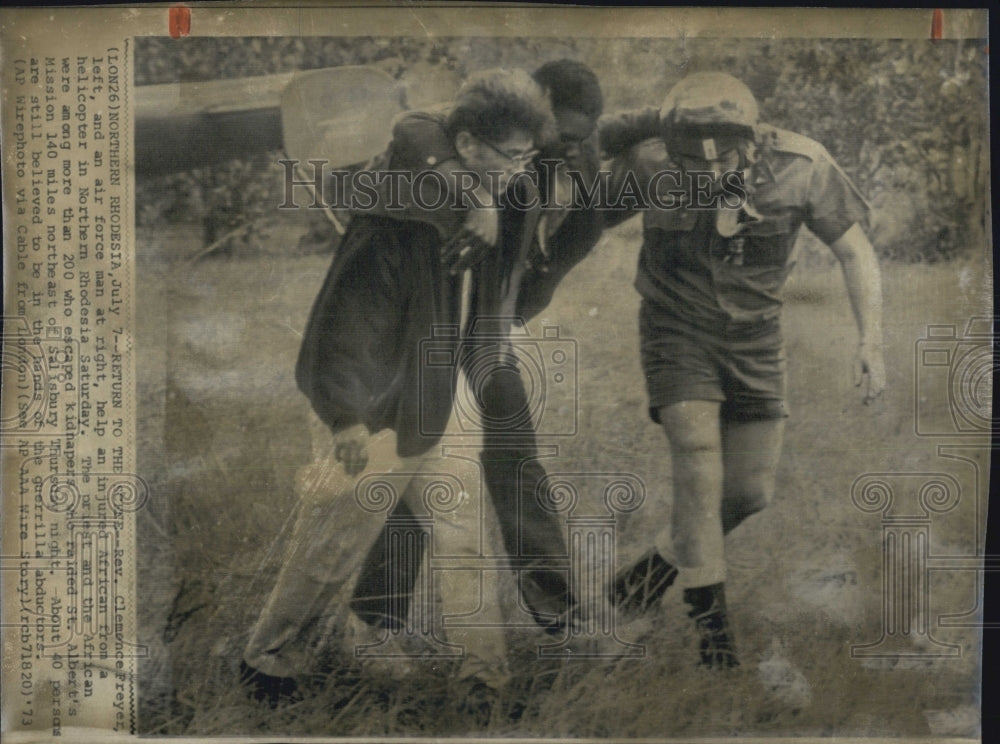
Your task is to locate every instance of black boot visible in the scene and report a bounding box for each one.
[520,570,580,635]
[610,549,678,616]
[683,583,740,669]
[239,660,300,707]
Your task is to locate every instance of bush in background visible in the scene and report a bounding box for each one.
[135,36,988,263]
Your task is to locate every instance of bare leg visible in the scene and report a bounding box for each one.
[657,400,726,587]
[658,401,738,668]
[720,418,785,534]
[611,400,722,612]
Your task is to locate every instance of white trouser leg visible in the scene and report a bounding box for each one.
[419,444,510,689]
[244,420,405,678]
[245,415,510,686]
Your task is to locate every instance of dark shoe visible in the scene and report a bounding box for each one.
[520,571,578,635]
[457,680,497,727]
[536,604,583,637]
[239,660,300,707]
[611,550,678,616]
[505,697,527,722]
[683,584,740,669]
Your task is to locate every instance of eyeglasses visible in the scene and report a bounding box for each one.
[475,135,539,166]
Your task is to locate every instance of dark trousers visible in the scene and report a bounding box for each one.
[351,353,573,628]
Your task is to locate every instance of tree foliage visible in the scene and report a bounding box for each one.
[135,36,988,262]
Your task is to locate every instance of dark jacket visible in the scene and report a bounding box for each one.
[295,214,462,457]
[516,138,606,320]
[295,112,540,457]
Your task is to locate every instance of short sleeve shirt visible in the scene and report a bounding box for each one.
[634,125,869,330]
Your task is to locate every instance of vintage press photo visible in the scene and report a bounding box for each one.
[0,6,991,743]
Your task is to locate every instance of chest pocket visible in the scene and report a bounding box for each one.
[738,212,797,267]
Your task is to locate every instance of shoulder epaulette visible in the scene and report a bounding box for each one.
[756,125,830,163]
[756,124,870,208]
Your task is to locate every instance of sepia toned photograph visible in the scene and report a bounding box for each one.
[1,6,991,743]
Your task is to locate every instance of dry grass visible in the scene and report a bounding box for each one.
[135,215,988,738]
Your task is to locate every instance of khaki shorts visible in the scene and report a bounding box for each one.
[639,300,789,423]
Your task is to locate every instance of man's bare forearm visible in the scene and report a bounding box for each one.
[830,223,884,346]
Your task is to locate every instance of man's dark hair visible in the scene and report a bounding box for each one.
[445,68,552,143]
[532,59,604,120]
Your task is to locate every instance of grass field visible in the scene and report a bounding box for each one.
[135,214,988,738]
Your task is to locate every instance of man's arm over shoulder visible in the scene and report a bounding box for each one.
[367,110,467,239]
[598,107,660,158]
[597,108,677,228]
[387,110,458,171]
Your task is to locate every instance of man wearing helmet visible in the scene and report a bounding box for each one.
[600,72,885,668]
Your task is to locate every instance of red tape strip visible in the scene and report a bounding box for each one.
[169,5,191,39]
[930,9,944,40]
